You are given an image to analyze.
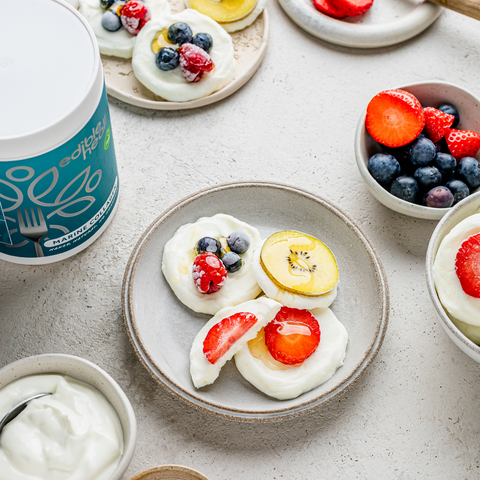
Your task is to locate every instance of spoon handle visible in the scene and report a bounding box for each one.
[427,0,480,21]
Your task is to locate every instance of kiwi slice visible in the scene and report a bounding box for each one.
[259,230,338,296]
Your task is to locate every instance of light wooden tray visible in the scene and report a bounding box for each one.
[103,1,269,110]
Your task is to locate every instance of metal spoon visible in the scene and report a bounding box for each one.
[0,393,52,435]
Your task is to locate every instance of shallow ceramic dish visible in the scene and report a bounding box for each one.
[0,354,137,479]
[277,0,442,49]
[122,182,389,422]
[355,81,480,221]
[426,191,480,363]
[129,465,211,480]
[103,0,268,110]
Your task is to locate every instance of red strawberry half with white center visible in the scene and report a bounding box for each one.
[265,307,321,365]
[423,107,455,143]
[445,129,480,161]
[190,298,282,388]
[179,43,214,83]
[329,0,374,17]
[455,233,480,298]
[365,89,425,148]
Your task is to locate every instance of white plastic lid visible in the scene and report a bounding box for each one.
[0,0,103,161]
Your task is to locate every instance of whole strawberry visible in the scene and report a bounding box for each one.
[120,0,151,35]
[179,43,214,83]
[423,107,455,143]
[445,129,480,161]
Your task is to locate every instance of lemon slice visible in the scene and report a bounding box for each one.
[259,230,339,296]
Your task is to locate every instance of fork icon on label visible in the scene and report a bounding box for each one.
[17,206,48,258]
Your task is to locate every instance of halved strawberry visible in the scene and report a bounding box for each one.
[455,233,480,298]
[264,307,320,365]
[203,312,258,364]
[365,89,425,148]
[330,0,373,17]
[312,0,347,19]
[445,128,480,161]
[423,107,455,143]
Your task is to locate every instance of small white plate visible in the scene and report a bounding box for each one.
[122,182,389,422]
[103,0,268,110]
[277,0,442,48]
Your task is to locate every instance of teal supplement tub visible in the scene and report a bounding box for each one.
[0,0,119,265]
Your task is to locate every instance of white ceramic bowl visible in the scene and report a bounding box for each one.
[355,81,480,220]
[0,354,137,479]
[426,191,480,362]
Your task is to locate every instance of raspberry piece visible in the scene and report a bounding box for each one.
[330,0,374,17]
[120,0,151,35]
[365,89,425,148]
[445,128,480,161]
[423,107,455,144]
[179,43,214,83]
[455,233,480,298]
[192,252,227,294]
[312,0,347,18]
[203,312,258,364]
[264,307,320,365]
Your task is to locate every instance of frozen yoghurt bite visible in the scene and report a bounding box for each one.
[0,375,123,480]
[434,213,480,341]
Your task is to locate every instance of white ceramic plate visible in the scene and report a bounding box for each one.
[122,182,389,422]
[277,0,442,48]
[103,0,268,110]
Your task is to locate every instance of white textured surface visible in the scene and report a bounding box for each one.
[2,2,480,478]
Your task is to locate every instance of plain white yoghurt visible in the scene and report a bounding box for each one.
[190,297,282,388]
[132,9,236,102]
[250,246,338,309]
[434,213,480,326]
[234,307,348,400]
[162,214,262,315]
[79,0,171,58]
[0,375,123,480]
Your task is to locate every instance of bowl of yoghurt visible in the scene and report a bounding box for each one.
[426,191,480,362]
[0,354,136,480]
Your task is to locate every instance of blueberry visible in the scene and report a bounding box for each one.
[368,153,401,186]
[433,152,456,176]
[435,137,448,154]
[227,231,250,254]
[191,33,213,53]
[221,252,244,273]
[390,176,420,203]
[409,136,436,166]
[445,179,470,205]
[426,186,454,208]
[100,0,115,9]
[437,103,460,128]
[455,157,480,189]
[155,47,179,71]
[195,237,222,256]
[167,22,193,45]
[414,166,442,191]
[101,10,122,31]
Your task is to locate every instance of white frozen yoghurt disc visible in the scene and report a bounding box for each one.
[434,213,480,326]
[162,214,262,315]
[234,307,348,400]
[190,297,282,388]
[79,0,171,58]
[132,9,235,102]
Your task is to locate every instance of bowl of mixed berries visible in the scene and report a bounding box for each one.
[355,81,480,220]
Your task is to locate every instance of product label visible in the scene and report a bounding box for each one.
[0,85,118,260]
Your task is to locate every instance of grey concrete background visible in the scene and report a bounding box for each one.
[2,2,480,478]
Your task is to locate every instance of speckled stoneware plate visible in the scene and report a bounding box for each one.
[277,0,442,48]
[129,464,211,480]
[103,0,268,110]
[122,182,389,422]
